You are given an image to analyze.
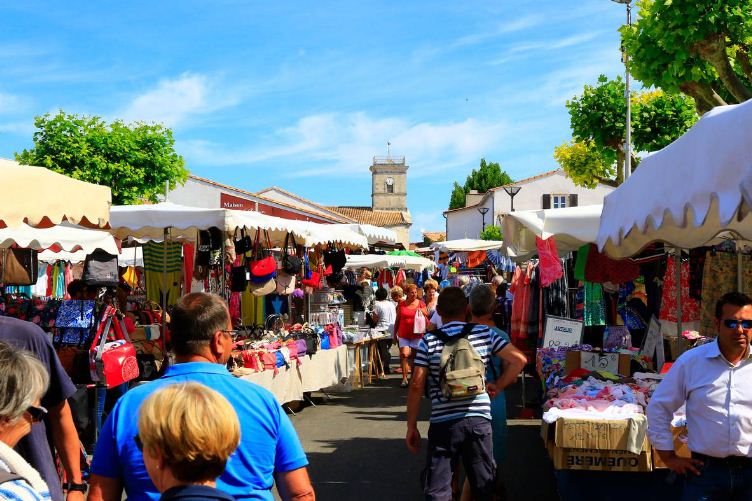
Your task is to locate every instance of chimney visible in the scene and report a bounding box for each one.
[465,190,484,207]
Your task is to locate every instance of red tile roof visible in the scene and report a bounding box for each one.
[326,206,409,227]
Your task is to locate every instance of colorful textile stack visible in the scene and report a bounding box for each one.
[536,344,594,390]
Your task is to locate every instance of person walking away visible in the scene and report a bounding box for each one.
[406,287,526,500]
[137,382,240,501]
[647,292,752,500]
[371,288,397,375]
[0,315,85,501]
[0,342,52,500]
[394,284,429,388]
[88,292,314,501]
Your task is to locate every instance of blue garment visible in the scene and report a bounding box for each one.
[160,484,235,501]
[91,362,308,501]
[486,327,509,465]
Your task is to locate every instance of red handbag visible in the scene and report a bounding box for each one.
[249,230,277,278]
[89,306,140,388]
[301,271,321,288]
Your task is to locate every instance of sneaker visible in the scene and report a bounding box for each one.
[400,380,409,388]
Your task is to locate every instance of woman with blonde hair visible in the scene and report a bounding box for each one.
[136,382,241,500]
[393,283,429,387]
[423,279,439,318]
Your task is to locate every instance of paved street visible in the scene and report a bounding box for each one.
[280,373,559,500]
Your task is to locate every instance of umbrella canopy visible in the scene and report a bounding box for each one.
[430,238,504,253]
[0,159,111,229]
[0,222,119,254]
[597,99,752,258]
[502,205,602,259]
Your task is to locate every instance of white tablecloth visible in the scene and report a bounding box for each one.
[240,345,349,404]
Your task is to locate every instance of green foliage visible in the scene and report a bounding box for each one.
[16,111,188,205]
[479,225,502,241]
[554,140,614,189]
[632,91,698,151]
[448,158,513,209]
[622,0,752,112]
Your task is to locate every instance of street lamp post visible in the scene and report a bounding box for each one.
[503,186,521,212]
[477,207,489,231]
[612,0,632,181]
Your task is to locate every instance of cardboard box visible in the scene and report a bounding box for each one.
[565,350,632,377]
[541,417,652,472]
[652,426,690,469]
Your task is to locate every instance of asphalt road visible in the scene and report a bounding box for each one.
[280,372,560,500]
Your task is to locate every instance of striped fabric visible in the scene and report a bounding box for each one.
[142,242,183,273]
[415,321,508,423]
[0,478,51,501]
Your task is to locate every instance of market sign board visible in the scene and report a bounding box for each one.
[580,352,620,374]
[640,316,665,371]
[543,316,584,349]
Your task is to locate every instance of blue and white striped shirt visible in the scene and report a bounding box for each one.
[415,321,508,423]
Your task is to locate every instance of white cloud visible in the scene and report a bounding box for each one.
[0,92,28,115]
[117,73,241,127]
[179,112,507,179]
[0,120,35,135]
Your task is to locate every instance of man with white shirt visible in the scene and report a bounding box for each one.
[647,291,752,499]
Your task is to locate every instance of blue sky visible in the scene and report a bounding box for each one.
[0,1,628,240]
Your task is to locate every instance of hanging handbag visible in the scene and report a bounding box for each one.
[89,306,139,388]
[250,278,276,297]
[195,230,212,267]
[249,230,277,280]
[282,233,302,276]
[275,272,296,295]
[0,248,38,286]
[233,228,253,255]
[230,255,248,293]
[54,300,97,346]
[323,244,346,274]
[83,249,119,287]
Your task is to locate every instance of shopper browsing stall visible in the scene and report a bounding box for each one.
[371,288,396,374]
[647,292,752,499]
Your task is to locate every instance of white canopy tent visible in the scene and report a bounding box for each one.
[430,238,504,253]
[597,99,752,258]
[344,253,435,272]
[330,224,397,246]
[502,205,602,260]
[0,159,111,229]
[0,222,119,255]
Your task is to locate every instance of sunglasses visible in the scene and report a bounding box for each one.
[27,405,48,423]
[722,319,752,330]
[221,330,240,341]
[134,434,144,451]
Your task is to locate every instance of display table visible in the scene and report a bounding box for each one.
[240,345,348,404]
[348,335,388,388]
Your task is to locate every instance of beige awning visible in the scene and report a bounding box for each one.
[0,159,111,229]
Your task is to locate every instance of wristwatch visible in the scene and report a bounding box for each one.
[63,482,87,492]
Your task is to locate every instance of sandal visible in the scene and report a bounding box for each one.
[400,380,409,388]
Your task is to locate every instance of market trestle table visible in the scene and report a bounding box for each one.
[347,335,388,389]
[238,345,348,405]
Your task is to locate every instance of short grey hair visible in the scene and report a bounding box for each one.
[170,293,231,357]
[458,275,471,287]
[491,275,505,287]
[0,342,49,423]
[469,284,496,317]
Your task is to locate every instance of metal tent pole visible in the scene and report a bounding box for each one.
[675,248,684,355]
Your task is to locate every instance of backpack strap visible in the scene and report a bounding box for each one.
[0,470,25,485]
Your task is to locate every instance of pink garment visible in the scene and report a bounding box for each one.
[660,256,700,322]
[183,242,195,295]
[535,237,563,287]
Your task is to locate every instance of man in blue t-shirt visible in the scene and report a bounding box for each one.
[406,287,526,501]
[89,293,314,501]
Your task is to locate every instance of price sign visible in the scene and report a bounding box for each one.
[640,316,665,371]
[543,316,584,349]
[580,352,620,374]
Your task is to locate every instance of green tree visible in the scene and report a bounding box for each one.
[560,76,697,187]
[16,111,188,205]
[479,225,502,241]
[448,158,513,209]
[621,0,752,113]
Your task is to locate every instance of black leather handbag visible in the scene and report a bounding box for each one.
[282,233,302,276]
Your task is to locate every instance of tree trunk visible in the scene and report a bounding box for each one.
[735,46,752,82]
[615,146,624,185]
[679,81,727,114]
[693,34,752,102]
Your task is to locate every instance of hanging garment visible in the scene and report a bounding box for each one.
[143,242,183,307]
[527,265,541,347]
[583,282,606,327]
[543,260,569,318]
[584,244,640,284]
[122,266,139,290]
[574,244,590,281]
[509,263,533,347]
[31,265,49,297]
[183,242,195,295]
[467,250,486,269]
[660,256,700,323]
[688,247,708,300]
[699,251,752,335]
[536,237,564,287]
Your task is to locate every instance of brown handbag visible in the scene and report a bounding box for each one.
[0,248,38,285]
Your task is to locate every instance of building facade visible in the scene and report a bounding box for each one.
[444,169,615,240]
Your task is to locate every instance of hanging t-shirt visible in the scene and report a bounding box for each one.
[536,237,563,287]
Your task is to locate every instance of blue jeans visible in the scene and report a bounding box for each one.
[683,460,752,500]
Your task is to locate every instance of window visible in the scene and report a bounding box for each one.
[386,182,394,194]
[552,195,567,209]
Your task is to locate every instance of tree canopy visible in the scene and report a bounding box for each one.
[479,225,502,241]
[621,0,752,113]
[448,158,514,209]
[556,76,697,187]
[16,111,188,205]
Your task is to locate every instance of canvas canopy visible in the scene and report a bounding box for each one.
[597,99,752,258]
[330,224,397,245]
[430,238,504,253]
[0,159,111,229]
[502,205,602,260]
[344,253,434,272]
[0,222,119,255]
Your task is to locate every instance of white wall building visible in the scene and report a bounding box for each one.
[444,169,615,240]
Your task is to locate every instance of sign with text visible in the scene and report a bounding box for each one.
[580,352,620,374]
[543,316,584,349]
[640,316,664,371]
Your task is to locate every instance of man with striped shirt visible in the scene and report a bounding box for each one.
[406,287,526,500]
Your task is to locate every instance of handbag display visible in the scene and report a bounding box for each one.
[282,233,302,276]
[83,249,119,287]
[250,278,276,297]
[230,256,248,293]
[54,300,97,346]
[0,248,38,285]
[323,244,347,274]
[89,306,139,388]
[275,272,296,295]
[249,230,277,280]
[233,228,252,255]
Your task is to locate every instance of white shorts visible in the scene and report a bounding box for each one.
[398,337,421,350]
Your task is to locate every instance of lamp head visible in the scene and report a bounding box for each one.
[503,186,521,196]
[610,0,630,4]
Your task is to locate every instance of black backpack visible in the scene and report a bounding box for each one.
[83,249,119,287]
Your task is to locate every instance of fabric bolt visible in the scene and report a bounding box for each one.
[659,256,700,323]
[699,251,752,336]
[415,321,507,423]
[583,282,606,326]
[535,237,563,287]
